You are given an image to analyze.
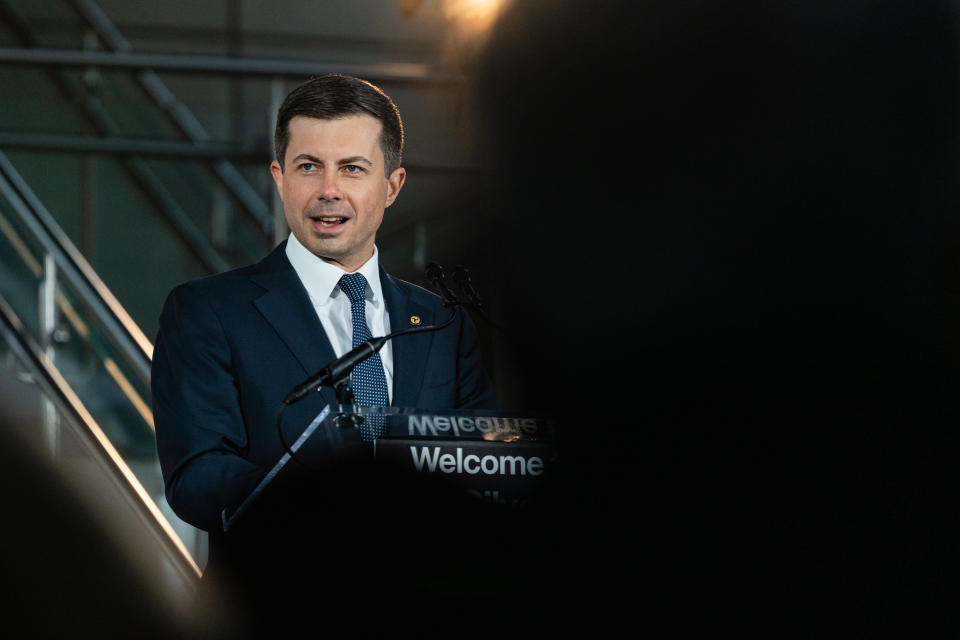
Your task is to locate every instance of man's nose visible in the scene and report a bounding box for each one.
[317,174,342,201]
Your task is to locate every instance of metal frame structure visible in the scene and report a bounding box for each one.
[0,131,261,160]
[0,45,458,83]
[0,0,233,273]
[66,0,274,237]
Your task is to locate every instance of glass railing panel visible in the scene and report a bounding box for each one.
[0,167,154,470]
[2,147,214,339]
[0,154,207,569]
[53,274,156,457]
[0,194,43,339]
[0,322,204,630]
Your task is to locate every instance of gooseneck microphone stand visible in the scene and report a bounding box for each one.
[276,266,461,463]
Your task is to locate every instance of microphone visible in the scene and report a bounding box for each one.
[452,265,483,310]
[280,264,464,408]
[449,263,511,335]
[282,335,389,405]
[425,262,458,305]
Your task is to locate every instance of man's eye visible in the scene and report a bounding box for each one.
[299,163,316,171]
[343,165,363,174]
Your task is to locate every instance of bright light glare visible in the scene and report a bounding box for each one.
[442,0,510,37]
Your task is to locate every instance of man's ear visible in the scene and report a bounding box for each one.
[385,167,406,207]
[270,160,284,197]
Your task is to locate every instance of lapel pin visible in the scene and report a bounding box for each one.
[410,315,421,325]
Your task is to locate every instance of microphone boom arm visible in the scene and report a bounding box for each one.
[281,304,459,406]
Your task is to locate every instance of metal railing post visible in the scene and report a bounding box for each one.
[39,252,59,459]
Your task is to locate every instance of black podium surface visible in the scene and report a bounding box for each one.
[204,406,569,638]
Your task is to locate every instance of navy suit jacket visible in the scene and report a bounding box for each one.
[151,242,496,532]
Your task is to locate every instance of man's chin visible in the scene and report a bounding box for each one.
[302,234,340,252]
[307,243,355,270]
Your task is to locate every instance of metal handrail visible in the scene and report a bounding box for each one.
[0,292,201,582]
[0,151,153,385]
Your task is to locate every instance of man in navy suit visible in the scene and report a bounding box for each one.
[151,75,496,544]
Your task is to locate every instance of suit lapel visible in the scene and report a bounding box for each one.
[381,268,435,408]
[249,243,338,406]
[246,248,432,408]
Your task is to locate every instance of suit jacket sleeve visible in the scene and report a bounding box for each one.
[151,282,263,532]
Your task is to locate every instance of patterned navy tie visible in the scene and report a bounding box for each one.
[338,272,389,439]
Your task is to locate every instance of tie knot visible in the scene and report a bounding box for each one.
[338,272,368,304]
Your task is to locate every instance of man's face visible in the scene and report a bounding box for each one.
[271,114,405,272]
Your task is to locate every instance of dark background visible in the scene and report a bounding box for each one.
[472,0,960,634]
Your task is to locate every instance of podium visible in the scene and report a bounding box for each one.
[206,406,564,636]
[222,405,557,532]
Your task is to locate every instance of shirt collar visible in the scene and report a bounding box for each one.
[285,232,383,307]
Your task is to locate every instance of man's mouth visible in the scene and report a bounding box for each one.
[311,215,348,228]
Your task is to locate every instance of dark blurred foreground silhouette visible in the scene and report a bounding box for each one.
[470,0,960,635]
[0,382,201,638]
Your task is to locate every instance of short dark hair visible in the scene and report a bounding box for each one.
[273,74,404,176]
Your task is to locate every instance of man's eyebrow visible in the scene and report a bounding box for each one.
[291,153,321,164]
[338,156,373,167]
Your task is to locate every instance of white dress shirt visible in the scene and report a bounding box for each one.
[285,233,394,404]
